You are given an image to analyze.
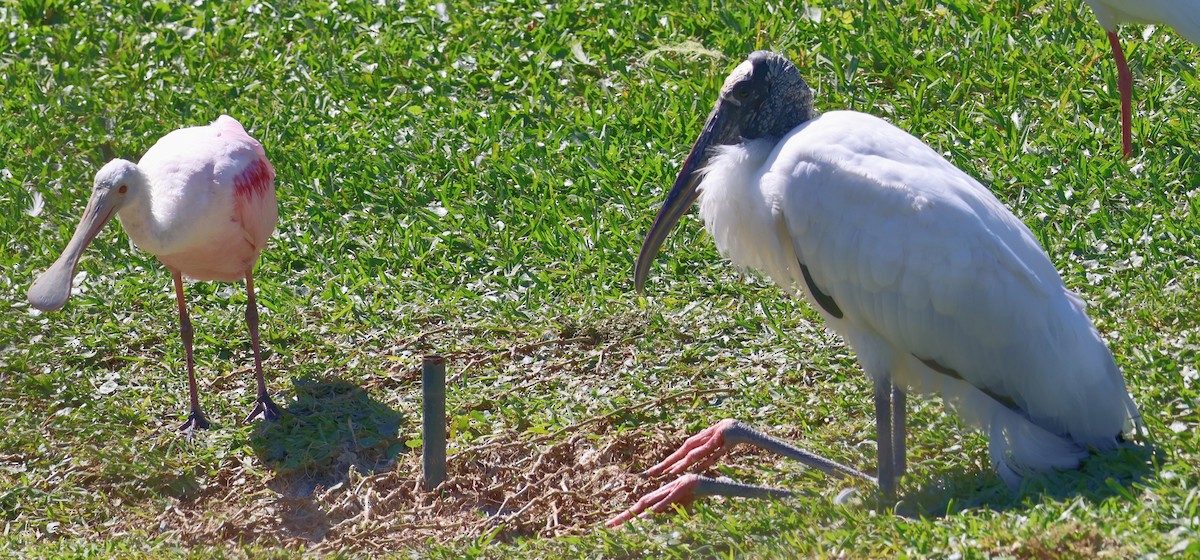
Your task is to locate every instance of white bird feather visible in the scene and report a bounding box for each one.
[695,110,1140,485]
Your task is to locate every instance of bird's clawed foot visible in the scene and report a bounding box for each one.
[642,418,740,476]
[178,411,211,433]
[607,419,740,528]
[606,473,704,527]
[243,395,281,424]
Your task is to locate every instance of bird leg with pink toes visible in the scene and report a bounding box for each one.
[607,382,906,528]
[615,50,1143,528]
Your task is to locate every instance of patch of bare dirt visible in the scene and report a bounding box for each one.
[154,429,679,554]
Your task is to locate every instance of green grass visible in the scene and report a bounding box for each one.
[2,0,1198,557]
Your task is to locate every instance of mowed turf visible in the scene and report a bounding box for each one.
[1,0,1198,557]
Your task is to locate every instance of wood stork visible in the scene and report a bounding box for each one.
[607,51,1142,527]
[1080,0,1200,157]
[28,115,281,431]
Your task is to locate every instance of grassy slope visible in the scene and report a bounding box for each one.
[1,0,1197,557]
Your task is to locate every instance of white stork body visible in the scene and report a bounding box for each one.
[1079,0,1200,156]
[699,110,1138,484]
[609,52,1141,526]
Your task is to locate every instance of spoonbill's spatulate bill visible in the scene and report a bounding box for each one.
[608,51,1142,527]
[28,115,281,431]
[1081,0,1200,157]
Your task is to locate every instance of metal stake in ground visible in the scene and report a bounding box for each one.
[422,354,447,491]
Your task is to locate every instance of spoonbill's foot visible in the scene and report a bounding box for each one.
[642,418,740,476]
[607,473,703,527]
[178,411,211,432]
[243,395,281,424]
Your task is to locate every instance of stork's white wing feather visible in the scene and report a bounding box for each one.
[713,111,1137,448]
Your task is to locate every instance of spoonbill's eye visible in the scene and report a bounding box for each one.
[118,185,128,194]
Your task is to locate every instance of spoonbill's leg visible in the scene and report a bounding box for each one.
[606,418,876,527]
[1107,30,1134,158]
[893,385,907,480]
[242,270,281,423]
[174,270,210,432]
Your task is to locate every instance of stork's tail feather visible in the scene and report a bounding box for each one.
[987,405,1088,490]
[1120,390,1145,440]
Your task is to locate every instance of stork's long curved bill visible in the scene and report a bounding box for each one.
[634,105,729,293]
[27,188,120,311]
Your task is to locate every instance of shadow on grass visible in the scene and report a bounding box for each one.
[251,376,407,482]
[246,376,409,542]
[900,442,1159,518]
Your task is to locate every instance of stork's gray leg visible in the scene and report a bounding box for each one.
[875,377,895,500]
[609,418,880,528]
[720,421,875,483]
[893,385,906,479]
[605,473,794,527]
[640,418,873,483]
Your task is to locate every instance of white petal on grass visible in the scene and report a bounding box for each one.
[570,41,593,65]
[71,271,88,296]
[26,191,44,217]
[1182,365,1197,388]
[452,55,477,72]
[427,202,449,217]
[433,2,449,23]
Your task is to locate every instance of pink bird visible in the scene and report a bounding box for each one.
[28,115,281,431]
[1081,0,1200,157]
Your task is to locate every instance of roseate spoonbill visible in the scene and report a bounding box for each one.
[1081,0,1200,157]
[28,115,281,432]
[608,51,1142,527]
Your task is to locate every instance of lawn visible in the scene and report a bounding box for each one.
[1,0,1197,557]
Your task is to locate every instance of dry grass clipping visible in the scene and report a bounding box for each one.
[156,428,682,554]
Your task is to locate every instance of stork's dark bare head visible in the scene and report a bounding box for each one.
[635,51,816,292]
[711,51,816,144]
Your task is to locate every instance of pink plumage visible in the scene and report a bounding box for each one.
[29,115,282,431]
[234,156,275,201]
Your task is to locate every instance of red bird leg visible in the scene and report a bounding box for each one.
[1108,30,1134,158]
[893,385,906,479]
[606,473,795,528]
[174,270,210,432]
[242,271,280,423]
